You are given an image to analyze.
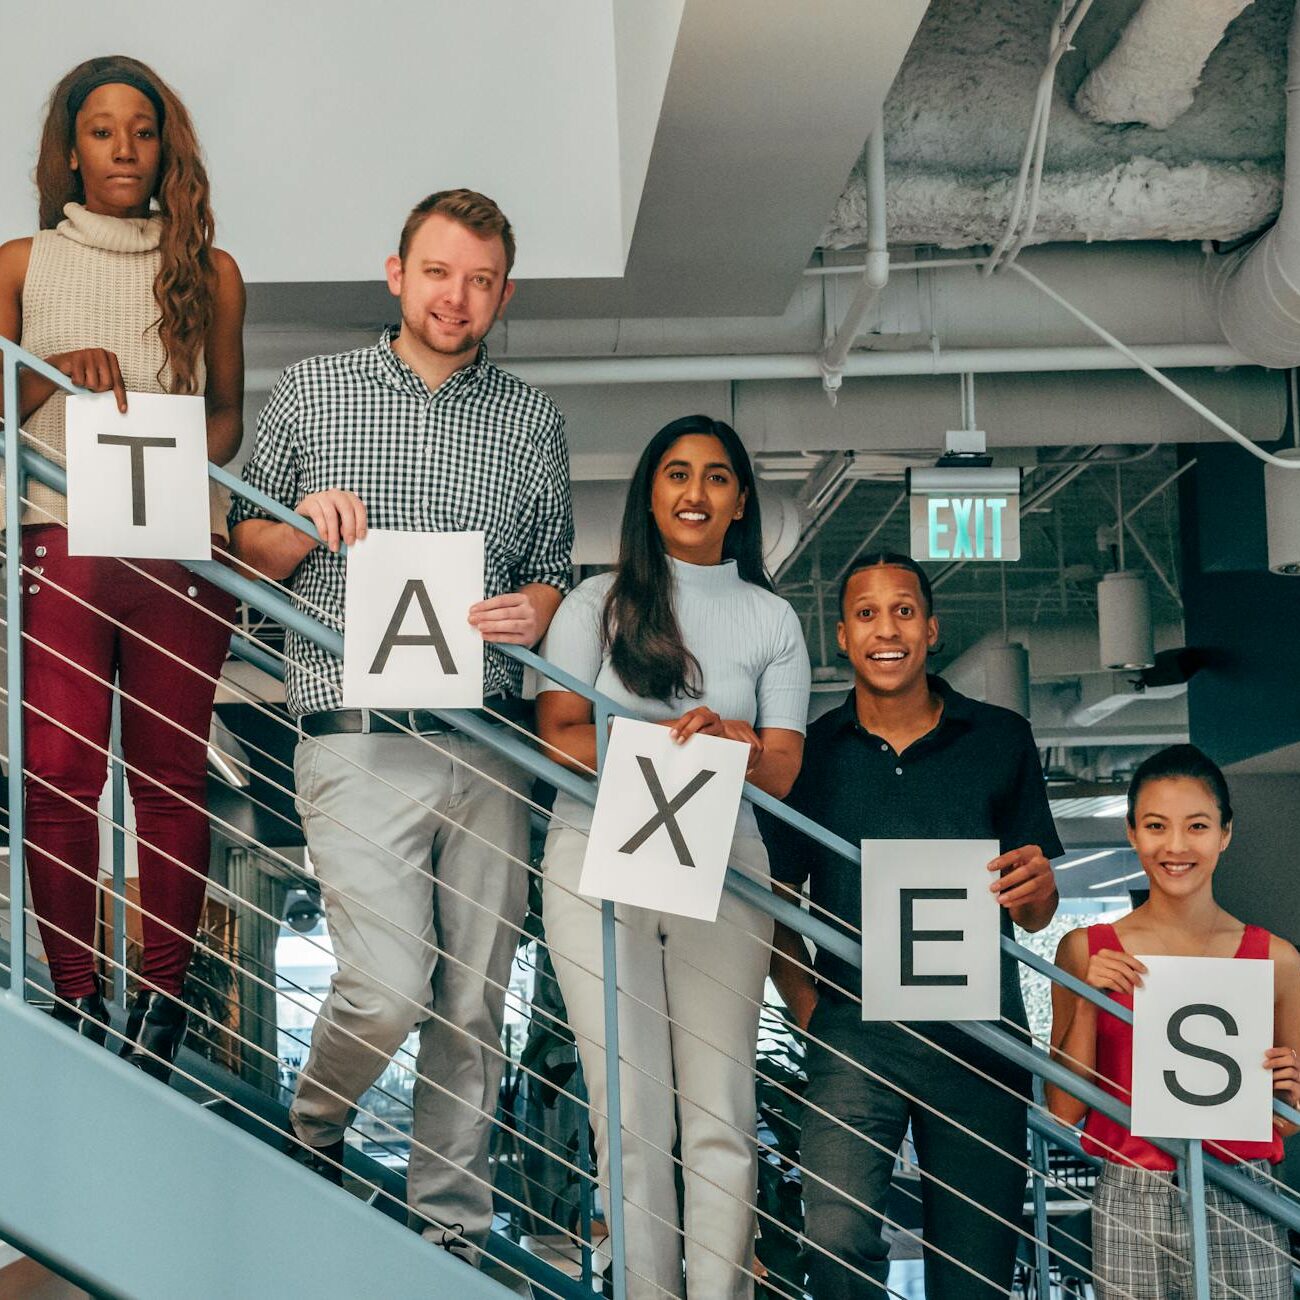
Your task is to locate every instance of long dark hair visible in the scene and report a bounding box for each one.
[603,416,771,701]
[1126,744,1233,828]
[37,56,216,394]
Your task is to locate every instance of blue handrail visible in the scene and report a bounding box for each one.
[4,335,1299,1280]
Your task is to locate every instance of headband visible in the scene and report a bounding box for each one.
[66,69,165,127]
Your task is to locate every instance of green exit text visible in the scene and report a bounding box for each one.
[927,497,1009,560]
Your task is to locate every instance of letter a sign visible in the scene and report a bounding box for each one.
[860,839,1001,1021]
[342,529,485,708]
[65,392,212,560]
[580,717,750,921]
[1131,956,1274,1142]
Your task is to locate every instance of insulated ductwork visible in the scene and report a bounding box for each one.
[1211,2,1300,368]
[942,622,1185,726]
[1075,0,1252,130]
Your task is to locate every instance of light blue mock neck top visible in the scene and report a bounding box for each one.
[539,557,812,835]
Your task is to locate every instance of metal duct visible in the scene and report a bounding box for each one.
[1210,3,1300,368]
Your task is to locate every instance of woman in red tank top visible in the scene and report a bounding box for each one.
[1045,745,1300,1299]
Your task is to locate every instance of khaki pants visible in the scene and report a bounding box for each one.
[542,825,773,1299]
[289,729,529,1249]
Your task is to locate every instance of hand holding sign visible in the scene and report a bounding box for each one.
[579,716,750,921]
[1131,956,1274,1142]
[65,391,211,560]
[342,529,485,708]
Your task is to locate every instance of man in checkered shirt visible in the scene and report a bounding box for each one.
[231,190,573,1260]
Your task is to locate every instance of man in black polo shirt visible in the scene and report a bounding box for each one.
[761,553,1062,1299]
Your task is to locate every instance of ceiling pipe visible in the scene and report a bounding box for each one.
[1075,0,1251,130]
[374,343,1240,391]
[819,128,889,402]
[1209,2,1300,368]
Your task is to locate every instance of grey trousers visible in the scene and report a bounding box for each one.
[801,1001,1028,1300]
[289,729,529,1248]
[542,825,774,1300]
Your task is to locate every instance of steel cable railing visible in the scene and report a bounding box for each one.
[0,493,1268,1300]
[5,598,1289,1300]
[32,562,1297,1282]
[5,608,1201,1300]
[2,338,1300,1300]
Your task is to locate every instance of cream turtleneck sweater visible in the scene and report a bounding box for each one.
[11,202,225,535]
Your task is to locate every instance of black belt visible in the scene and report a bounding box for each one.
[299,696,533,738]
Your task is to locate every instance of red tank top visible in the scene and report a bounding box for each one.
[1079,921,1284,1170]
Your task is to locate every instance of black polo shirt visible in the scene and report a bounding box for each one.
[758,676,1063,1048]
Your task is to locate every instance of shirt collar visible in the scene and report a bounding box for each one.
[375,325,491,398]
[830,674,977,739]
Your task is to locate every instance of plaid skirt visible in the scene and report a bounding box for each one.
[1092,1160,1291,1300]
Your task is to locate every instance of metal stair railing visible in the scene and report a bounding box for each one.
[6,333,1300,1300]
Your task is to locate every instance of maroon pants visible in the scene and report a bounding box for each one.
[21,525,235,999]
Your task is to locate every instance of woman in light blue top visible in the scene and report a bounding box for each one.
[539,416,811,1299]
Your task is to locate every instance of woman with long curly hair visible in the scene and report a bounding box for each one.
[537,416,811,1297]
[0,55,244,1077]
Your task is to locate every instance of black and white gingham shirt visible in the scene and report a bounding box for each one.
[230,329,574,717]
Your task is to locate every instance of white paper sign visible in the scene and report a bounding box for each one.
[579,717,750,921]
[65,391,211,560]
[1131,956,1274,1143]
[342,529,485,708]
[860,839,1001,1021]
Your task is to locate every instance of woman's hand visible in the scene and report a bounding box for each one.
[1265,1046,1300,1109]
[48,348,127,412]
[668,707,764,771]
[1083,949,1147,997]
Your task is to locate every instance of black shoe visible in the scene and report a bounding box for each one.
[48,983,111,1047]
[288,1136,346,1187]
[119,990,188,1083]
[437,1223,474,1268]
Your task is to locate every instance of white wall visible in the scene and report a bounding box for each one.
[1,0,626,281]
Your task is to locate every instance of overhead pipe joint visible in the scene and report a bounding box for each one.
[821,128,888,404]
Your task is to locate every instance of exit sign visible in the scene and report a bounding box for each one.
[907,467,1022,562]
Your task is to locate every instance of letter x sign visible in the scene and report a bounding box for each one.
[580,717,750,921]
[65,392,213,560]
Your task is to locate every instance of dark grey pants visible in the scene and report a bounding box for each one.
[800,1000,1029,1299]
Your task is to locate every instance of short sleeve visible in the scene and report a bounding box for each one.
[228,367,301,530]
[515,409,575,594]
[756,601,811,734]
[997,720,1064,859]
[537,579,606,696]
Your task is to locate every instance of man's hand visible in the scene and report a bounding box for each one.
[469,590,543,645]
[988,844,1058,931]
[296,489,367,553]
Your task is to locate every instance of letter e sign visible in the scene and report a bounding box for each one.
[859,839,1001,1021]
[1131,955,1274,1142]
[579,717,749,921]
[65,392,211,560]
[342,529,485,708]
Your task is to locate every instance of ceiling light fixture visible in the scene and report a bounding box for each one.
[1096,466,1154,669]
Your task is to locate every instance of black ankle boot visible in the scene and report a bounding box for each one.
[48,982,111,1047]
[119,990,188,1083]
[287,1135,346,1187]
